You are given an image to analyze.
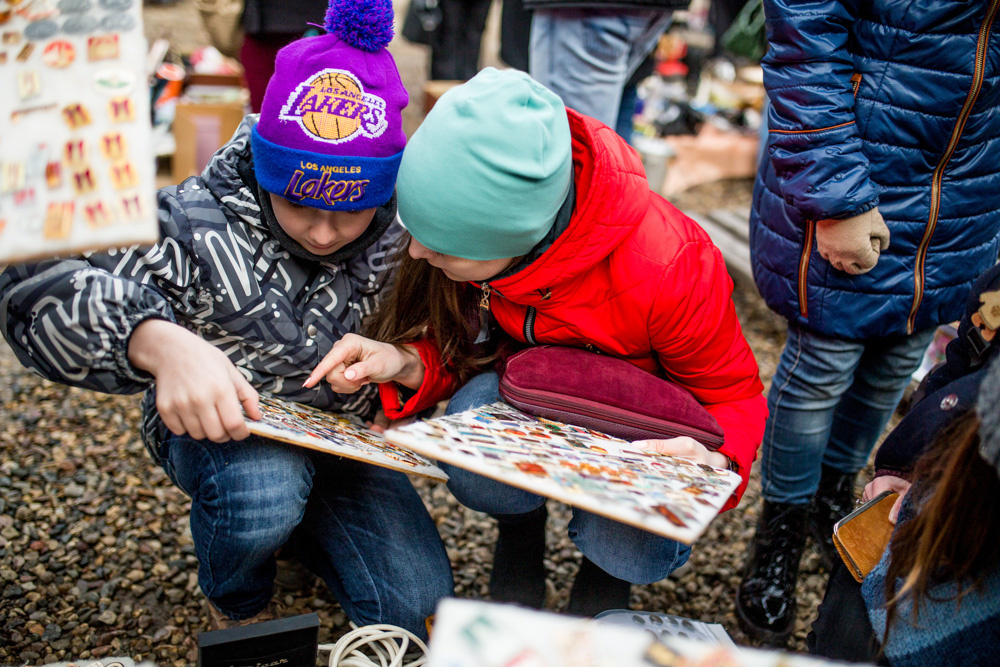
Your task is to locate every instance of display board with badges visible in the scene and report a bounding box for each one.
[0,0,157,264]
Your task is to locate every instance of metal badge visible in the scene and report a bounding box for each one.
[45,161,62,188]
[42,39,75,67]
[16,42,34,61]
[84,200,113,227]
[87,34,118,61]
[61,103,92,128]
[94,68,135,95]
[64,139,87,166]
[940,394,960,411]
[63,15,99,35]
[2,30,21,45]
[17,70,41,99]
[72,167,97,195]
[58,0,94,13]
[43,202,74,239]
[1,162,26,194]
[100,13,135,32]
[99,0,133,10]
[24,19,59,40]
[100,131,127,161]
[109,161,136,190]
[107,95,134,122]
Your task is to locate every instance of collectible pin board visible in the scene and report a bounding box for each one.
[0,0,158,264]
[428,599,855,667]
[247,394,449,481]
[385,402,741,544]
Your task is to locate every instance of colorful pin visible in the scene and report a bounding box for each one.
[84,200,114,228]
[100,132,127,161]
[62,103,92,128]
[45,161,62,188]
[17,70,41,99]
[1,162,26,194]
[64,139,87,166]
[119,192,144,220]
[108,95,134,123]
[109,161,137,190]
[72,167,97,195]
[87,34,119,61]
[94,68,136,95]
[16,42,34,61]
[42,39,74,67]
[43,202,74,240]
[2,31,20,45]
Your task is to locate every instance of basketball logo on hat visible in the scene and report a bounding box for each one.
[279,68,388,144]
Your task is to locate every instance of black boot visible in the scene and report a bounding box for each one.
[736,501,810,646]
[810,466,858,570]
[566,556,631,617]
[489,505,548,608]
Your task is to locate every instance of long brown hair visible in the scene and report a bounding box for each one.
[883,409,1000,637]
[363,233,495,383]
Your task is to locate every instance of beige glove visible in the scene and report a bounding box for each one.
[815,208,890,275]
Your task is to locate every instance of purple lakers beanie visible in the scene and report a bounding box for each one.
[251,0,407,211]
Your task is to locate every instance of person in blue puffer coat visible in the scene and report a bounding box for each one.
[738,0,1000,646]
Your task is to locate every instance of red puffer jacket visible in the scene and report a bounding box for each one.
[381,109,767,508]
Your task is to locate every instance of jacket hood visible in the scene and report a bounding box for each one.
[490,109,650,299]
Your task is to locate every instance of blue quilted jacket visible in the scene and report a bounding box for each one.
[750,0,1000,339]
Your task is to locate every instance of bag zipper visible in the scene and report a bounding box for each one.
[907,0,999,334]
[474,282,492,344]
[499,381,725,448]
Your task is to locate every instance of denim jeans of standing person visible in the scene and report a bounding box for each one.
[762,323,936,504]
[530,9,672,128]
[439,372,691,584]
[154,433,453,638]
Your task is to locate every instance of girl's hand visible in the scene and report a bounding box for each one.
[633,436,730,470]
[128,319,261,442]
[862,475,911,524]
[305,333,426,393]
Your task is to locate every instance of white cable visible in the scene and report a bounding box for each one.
[319,622,429,667]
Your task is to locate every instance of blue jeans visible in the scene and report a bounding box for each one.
[154,433,453,637]
[530,9,672,128]
[762,323,935,505]
[440,372,691,585]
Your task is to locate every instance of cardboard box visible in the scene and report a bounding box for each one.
[423,80,463,115]
[172,99,246,183]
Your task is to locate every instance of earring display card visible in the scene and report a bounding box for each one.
[385,402,741,544]
[198,613,319,667]
[0,0,158,264]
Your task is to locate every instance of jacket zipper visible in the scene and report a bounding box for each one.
[500,382,725,447]
[798,219,816,318]
[907,0,999,334]
[474,282,492,344]
[523,306,537,345]
[850,72,862,98]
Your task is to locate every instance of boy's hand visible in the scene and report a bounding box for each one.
[128,319,261,443]
[633,436,730,470]
[304,333,425,393]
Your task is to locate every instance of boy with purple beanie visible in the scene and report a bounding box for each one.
[0,0,453,633]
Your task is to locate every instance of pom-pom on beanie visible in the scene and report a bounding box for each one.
[396,68,572,261]
[251,0,407,211]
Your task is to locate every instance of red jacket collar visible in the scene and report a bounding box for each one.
[490,109,651,300]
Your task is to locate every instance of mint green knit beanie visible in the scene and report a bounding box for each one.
[396,68,573,261]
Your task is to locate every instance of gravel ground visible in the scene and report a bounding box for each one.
[0,3,856,665]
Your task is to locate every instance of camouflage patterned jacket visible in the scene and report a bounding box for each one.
[0,117,401,450]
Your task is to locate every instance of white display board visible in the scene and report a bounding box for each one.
[0,0,158,264]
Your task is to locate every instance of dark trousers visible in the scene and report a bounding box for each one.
[431,0,492,80]
[808,563,888,664]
